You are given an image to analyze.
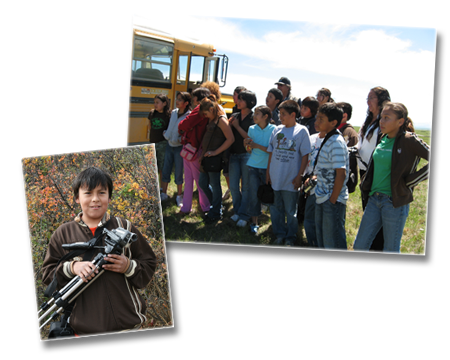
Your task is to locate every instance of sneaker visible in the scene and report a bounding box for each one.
[160,192,169,202]
[222,189,231,200]
[230,214,240,222]
[176,195,183,207]
[236,219,247,227]
[273,238,284,245]
[285,240,293,247]
[250,224,259,235]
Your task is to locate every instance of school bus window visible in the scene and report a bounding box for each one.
[132,36,173,82]
[205,58,218,83]
[177,55,188,85]
[189,55,205,85]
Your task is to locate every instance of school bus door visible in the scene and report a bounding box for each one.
[204,56,218,85]
[174,51,191,102]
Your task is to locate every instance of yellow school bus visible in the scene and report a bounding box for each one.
[128,26,234,145]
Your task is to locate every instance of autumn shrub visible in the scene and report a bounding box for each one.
[22,145,172,339]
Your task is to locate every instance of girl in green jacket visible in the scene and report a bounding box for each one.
[353,102,430,253]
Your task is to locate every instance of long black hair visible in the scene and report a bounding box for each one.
[360,86,391,142]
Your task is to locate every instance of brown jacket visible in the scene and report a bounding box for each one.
[340,123,359,147]
[360,130,430,208]
[42,213,157,336]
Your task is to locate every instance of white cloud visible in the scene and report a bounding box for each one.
[133,15,435,128]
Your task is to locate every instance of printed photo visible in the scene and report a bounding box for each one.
[127,16,434,255]
[23,145,173,340]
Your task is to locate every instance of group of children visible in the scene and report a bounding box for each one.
[38,81,429,339]
[150,82,430,253]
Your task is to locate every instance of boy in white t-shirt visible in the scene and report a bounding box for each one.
[266,100,311,246]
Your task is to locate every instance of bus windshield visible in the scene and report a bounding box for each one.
[132,36,173,82]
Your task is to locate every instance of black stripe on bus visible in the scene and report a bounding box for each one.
[129,111,150,118]
[130,79,172,89]
[130,97,155,104]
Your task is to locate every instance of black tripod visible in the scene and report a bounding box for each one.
[38,227,137,330]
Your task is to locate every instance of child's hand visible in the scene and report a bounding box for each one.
[292,174,303,190]
[103,254,130,274]
[204,150,217,157]
[303,175,316,188]
[243,138,252,152]
[73,261,98,282]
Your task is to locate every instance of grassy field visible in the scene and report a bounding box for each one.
[161,128,431,254]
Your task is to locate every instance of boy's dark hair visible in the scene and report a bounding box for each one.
[238,90,257,109]
[254,105,273,124]
[317,87,335,103]
[234,86,246,94]
[302,96,320,117]
[268,88,284,108]
[279,100,300,118]
[72,167,113,201]
[336,102,352,121]
[318,103,344,128]
[192,87,211,102]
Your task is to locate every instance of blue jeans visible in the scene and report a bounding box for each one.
[247,166,267,217]
[304,193,318,247]
[199,171,223,219]
[162,144,184,185]
[229,152,251,221]
[315,199,347,250]
[353,192,410,252]
[269,190,299,242]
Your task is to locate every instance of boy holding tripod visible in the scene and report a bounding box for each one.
[42,167,157,336]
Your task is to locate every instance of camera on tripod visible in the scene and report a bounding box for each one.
[38,227,137,333]
[62,227,137,256]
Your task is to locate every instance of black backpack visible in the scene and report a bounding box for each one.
[340,124,359,193]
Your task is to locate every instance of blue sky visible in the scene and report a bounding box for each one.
[137,15,436,130]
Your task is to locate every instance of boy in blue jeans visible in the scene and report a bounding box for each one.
[307,103,349,249]
[266,100,311,246]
